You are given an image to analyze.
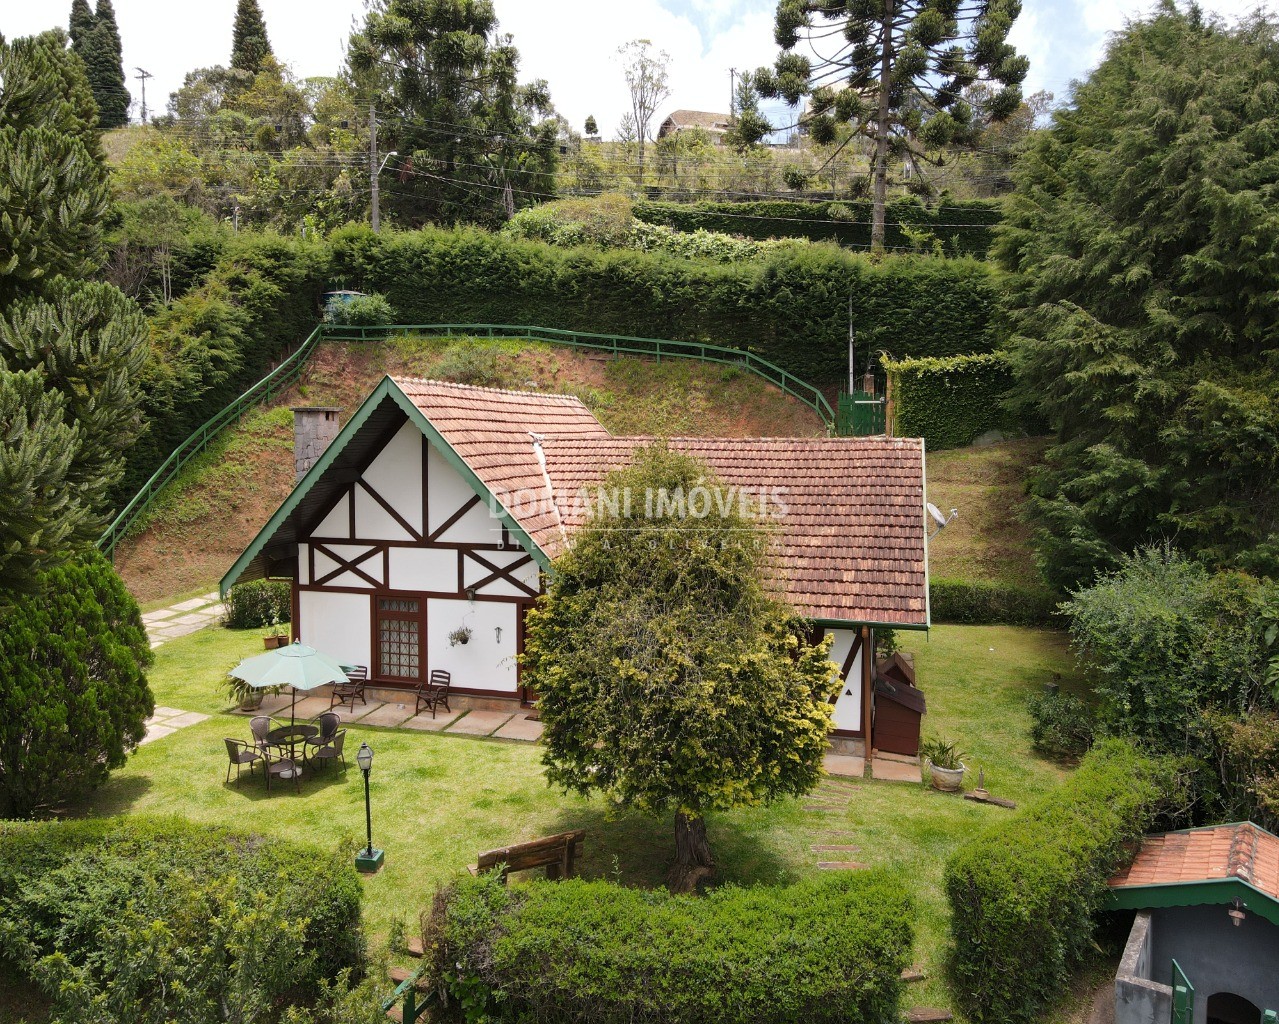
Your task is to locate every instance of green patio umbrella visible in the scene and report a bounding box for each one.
[229,641,349,725]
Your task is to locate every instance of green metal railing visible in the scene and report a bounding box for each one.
[325,323,836,428]
[99,323,837,559]
[98,324,326,558]
[381,972,432,1022]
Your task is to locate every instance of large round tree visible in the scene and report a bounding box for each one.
[523,444,838,891]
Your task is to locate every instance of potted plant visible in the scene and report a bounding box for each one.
[448,625,472,647]
[920,736,967,792]
[226,677,281,712]
[262,612,289,650]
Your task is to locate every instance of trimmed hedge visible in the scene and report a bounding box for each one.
[633,197,1002,256]
[944,740,1167,1024]
[929,578,1060,626]
[224,578,293,628]
[885,351,1016,450]
[0,816,365,1022]
[424,871,913,1024]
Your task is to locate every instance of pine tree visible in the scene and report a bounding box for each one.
[998,8,1279,589]
[68,0,94,50]
[0,31,148,593]
[231,0,274,76]
[77,0,130,127]
[749,0,1027,249]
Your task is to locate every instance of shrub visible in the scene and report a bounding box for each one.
[224,578,292,629]
[432,342,511,388]
[884,351,1017,450]
[1027,691,1095,759]
[0,552,153,818]
[944,740,1167,1024]
[326,292,396,326]
[929,578,1060,626]
[424,871,913,1024]
[1064,548,1274,753]
[0,816,365,1023]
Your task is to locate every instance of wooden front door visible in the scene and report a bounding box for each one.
[375,595,425,684]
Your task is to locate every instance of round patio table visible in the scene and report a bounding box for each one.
[267,724,318,777]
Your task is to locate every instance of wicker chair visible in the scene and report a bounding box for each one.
[309,729,348,771]
[249,715,277,752]
[263,747,300,795]
[304,712,341,761]
[415,670,452,718]
[224,738,262,783]
[329,666,368,710]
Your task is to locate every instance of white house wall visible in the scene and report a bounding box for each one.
[426,444,498,544]
[388,547,456,592]
[426,598,519,692]
[362,421,424,535]
[827,628,863,732]
[299,590,371,670]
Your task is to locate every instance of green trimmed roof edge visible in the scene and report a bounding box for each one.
[1107,877,1279,929]
[220,376,551,597]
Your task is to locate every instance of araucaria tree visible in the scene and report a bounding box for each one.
[0,31,148,592]
[0,551,153,818]
[617,39,670,186]
[523,445,838,891]
[348,0,558,226]
[998,6,1279,590]
[751,0,1026,248]
[230,0,274,76]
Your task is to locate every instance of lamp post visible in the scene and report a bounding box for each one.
[354,741,384,872]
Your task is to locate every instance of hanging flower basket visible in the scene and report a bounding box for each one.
[448,626,472,647]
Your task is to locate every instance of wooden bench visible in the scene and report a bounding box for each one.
[467,830,585,882]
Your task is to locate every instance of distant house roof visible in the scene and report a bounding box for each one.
[224,377,929,628]
[658,109,732,137]
[1108,822,1279,927]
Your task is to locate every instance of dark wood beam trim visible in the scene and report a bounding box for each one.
[313,543,383,588]
[861,625,874,753]
[465,551,539,598]
[357,478,423,541]
[297,584,531,603]
[429,493,483,543]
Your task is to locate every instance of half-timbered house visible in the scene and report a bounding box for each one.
[222,376,931,753]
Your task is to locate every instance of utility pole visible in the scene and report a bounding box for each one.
[369,101,381,233]
[729,68,736,118]
[134,67,153,124]
[848,292,856,395]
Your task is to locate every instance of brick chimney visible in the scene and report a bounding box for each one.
[292,407,342,480]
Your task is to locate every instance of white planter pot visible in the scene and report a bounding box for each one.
[927,760,966,792]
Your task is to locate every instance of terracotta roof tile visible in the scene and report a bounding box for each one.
[393,380,928,627]
[1109,823,1279,901]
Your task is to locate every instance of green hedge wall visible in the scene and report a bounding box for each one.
[0,816,365,1022]
[943,740,1166,1024]
[327,225,1003,386]
[424,871,913,1024]
[885,351,1016,450]
[930,578,1061,627]
[633,197,1002,256]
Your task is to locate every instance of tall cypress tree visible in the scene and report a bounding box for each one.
[78,0,129,127]
[231,0,274,75]
[68,0,94,50]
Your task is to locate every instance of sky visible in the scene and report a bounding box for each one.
[3,0,1274,136]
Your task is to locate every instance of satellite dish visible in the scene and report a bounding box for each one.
[927,503,948,528]
[927,503,959,539]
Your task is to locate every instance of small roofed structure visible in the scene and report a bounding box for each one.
[1107,822,1279,1024]
[657,109,732,141]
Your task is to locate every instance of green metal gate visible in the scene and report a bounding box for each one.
[836,390,886,437]
[1171,960,1194,1024]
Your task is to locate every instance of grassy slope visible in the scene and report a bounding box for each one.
[114,336,824,602]
[924,436,1050,592]
[63,620,1078,1018]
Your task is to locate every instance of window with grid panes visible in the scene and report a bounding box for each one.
[377,597,421,680]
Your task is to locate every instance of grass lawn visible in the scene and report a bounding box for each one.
[53,619,1081,1018]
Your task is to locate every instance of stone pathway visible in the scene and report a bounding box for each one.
[141,705,210,745]
[142,591,224,649]
[236,692,544,743]
[870,750,923,784]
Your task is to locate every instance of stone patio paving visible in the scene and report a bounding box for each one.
[142,705,210,744]
[142,592,224,649]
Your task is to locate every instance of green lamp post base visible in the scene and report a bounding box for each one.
[354,847,385,873]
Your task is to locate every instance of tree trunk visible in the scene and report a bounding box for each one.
[668,811,715,893]
[871,0,896,252]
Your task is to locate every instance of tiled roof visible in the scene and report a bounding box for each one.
[1109,823,1279,901]
[392,378,609,547]
[537,436,928,626]
[662,109,732,130]
[392,380,928,626]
